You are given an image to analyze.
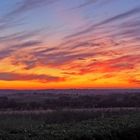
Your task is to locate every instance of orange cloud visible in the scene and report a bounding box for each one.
[0,72,65,83]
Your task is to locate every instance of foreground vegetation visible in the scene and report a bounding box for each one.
[0,111,139,140]
[0,91,140,139]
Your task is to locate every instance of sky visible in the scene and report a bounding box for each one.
[0,0,140,89]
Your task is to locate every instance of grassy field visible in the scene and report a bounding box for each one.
[0,91,140,139]
[0,110,139,140]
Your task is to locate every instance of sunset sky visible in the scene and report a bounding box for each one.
[0,0,140,89]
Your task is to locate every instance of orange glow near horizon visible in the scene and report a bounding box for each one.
[0,35,139,89]
[0,36,140,89]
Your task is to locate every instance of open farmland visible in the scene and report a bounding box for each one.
[0,89,140,111]
[0,90,139,139]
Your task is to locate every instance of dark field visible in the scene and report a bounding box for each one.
[0,89,140,110]
[0,89,140,140]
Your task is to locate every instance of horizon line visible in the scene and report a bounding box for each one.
[0,88,140,91]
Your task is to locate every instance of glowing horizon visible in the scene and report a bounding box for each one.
[0,0,140,89]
